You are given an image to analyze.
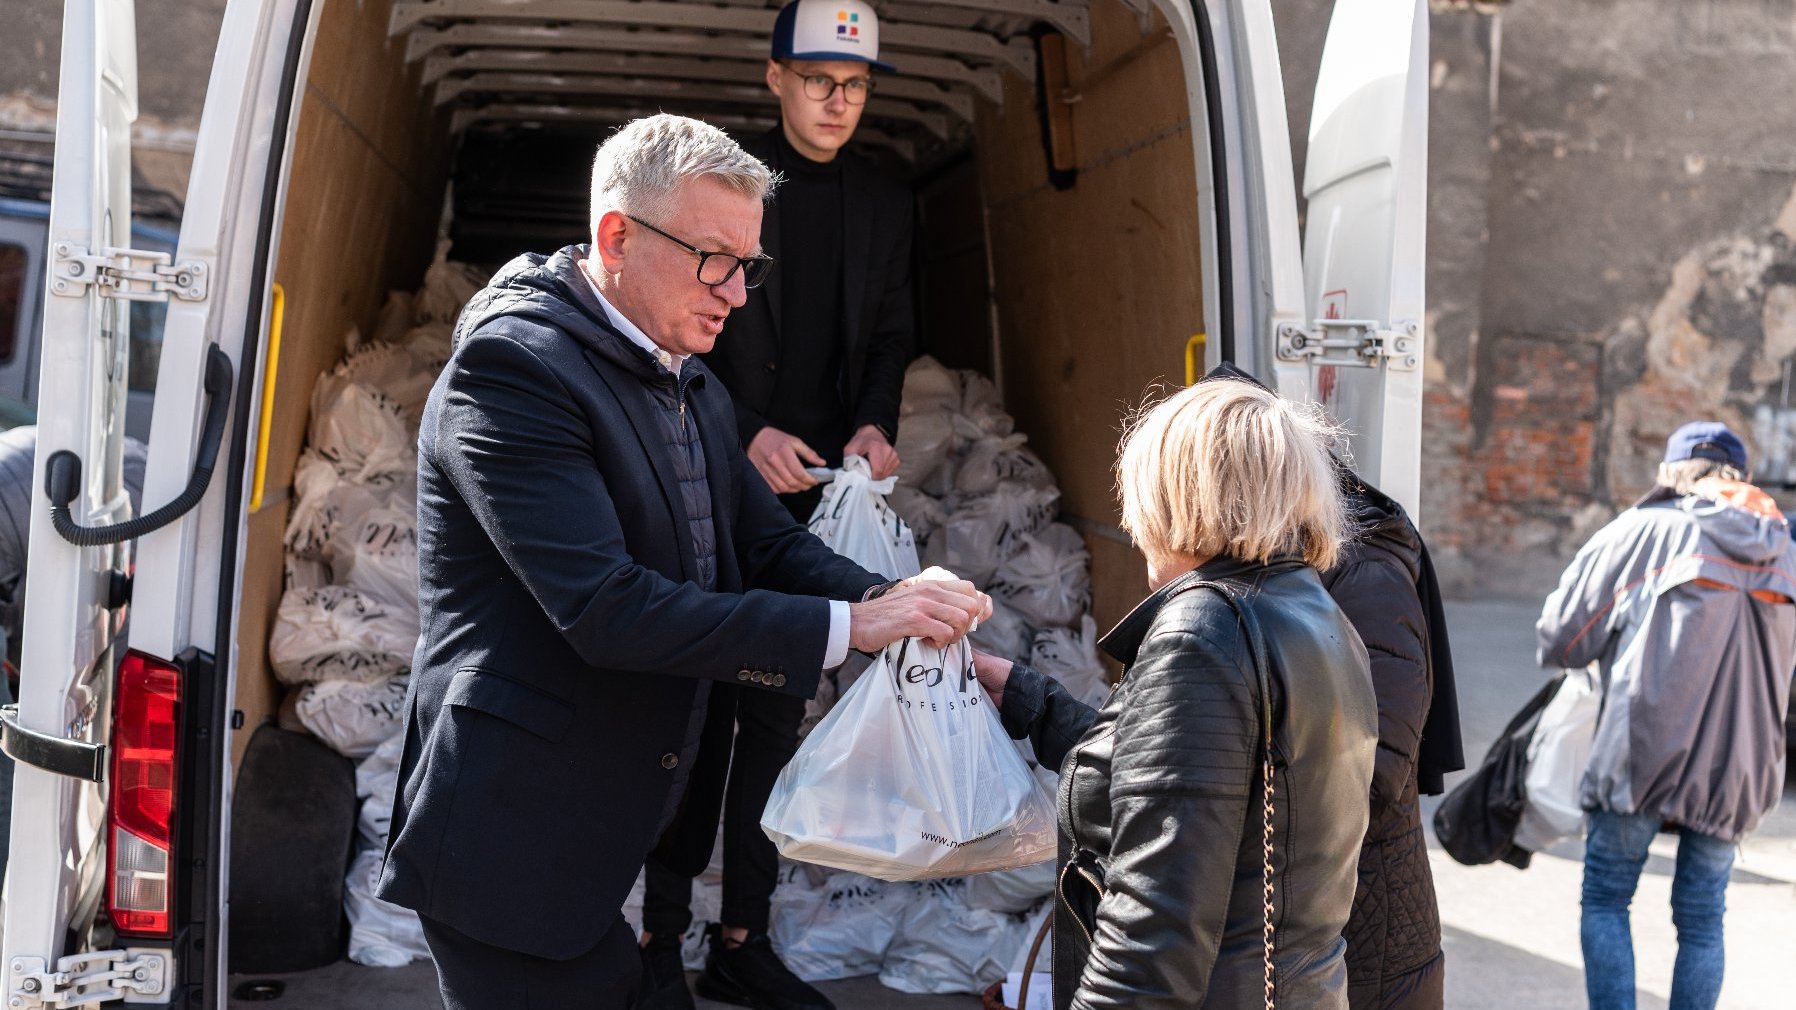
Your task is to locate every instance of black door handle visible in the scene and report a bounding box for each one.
[45,343,235,548]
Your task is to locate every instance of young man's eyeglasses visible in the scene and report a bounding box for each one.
[626,215,775,289]
[778,62,875,105]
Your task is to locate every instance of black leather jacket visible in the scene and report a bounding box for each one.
[999,556,1377,1010]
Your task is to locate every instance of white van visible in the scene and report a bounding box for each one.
[0,0,1426,1004]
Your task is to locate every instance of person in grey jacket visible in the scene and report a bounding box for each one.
[971,378,1377,1010]
[1537,421,1796,1010]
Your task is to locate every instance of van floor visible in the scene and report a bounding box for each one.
[226,963,978,1008]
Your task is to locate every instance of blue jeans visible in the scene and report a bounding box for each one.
[1581,809,1735,1010]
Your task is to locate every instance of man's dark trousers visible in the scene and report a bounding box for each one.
[421,912,642,1010]
[642,487,827,940]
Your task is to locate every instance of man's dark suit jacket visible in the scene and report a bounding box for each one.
[375,246,882,959]
[700,127,916,444]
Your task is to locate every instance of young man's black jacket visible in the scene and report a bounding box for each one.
[700,126,915,448]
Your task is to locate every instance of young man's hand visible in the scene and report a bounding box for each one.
[748,426,826,494]
[844,424,901,480]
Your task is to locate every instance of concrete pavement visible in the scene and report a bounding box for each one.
[228,599,1796,1009]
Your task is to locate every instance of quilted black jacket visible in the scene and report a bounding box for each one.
[999,555,1377,1010]
[1320,482,1446,1009]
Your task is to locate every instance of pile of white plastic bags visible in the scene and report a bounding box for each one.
[270,242,486,967]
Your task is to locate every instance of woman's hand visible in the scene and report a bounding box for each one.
[970,647,1013,708]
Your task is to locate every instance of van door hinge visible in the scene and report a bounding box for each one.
[8,949,168,1007]
[1275,319,1421,372]
[49,244,208,303]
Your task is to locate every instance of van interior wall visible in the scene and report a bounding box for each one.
[974,0,1203,655]
[234,0,449,773]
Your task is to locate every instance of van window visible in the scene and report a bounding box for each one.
[128,300,166,394]
[0,242,24,364]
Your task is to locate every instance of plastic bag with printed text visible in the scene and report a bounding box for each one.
[762,569,1056,882]
[807,455,922,581]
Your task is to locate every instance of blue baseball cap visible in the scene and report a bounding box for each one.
[1664,421,1748,471]
[771,0,897,72]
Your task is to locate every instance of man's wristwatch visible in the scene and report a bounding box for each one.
[863,580,902,601]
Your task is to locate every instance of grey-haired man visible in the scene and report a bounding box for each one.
[376,114,986,1010]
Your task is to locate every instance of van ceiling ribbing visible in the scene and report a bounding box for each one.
[386,0,1098,159]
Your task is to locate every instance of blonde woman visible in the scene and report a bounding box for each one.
[973,378,1377,1010]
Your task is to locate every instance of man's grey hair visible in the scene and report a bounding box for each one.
[589,114,776,235]
[1657,457,1746,495]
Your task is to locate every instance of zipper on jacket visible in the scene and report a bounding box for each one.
[678,398,687,435]
[1056,862,1098,950]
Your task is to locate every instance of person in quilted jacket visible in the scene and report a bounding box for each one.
[1320,467,1459,1010]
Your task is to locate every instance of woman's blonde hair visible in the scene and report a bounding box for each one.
[1116,378,1348,571]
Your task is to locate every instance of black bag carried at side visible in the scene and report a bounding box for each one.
[1432,672,1569,869]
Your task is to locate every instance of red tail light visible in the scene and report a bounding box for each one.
[108,650,181,938]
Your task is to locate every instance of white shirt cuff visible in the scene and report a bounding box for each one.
[824,600,852,669]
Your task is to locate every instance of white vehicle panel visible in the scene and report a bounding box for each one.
[1291,0,1429,517]
[3,0,138,977]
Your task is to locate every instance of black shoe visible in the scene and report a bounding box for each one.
[693,931,834,1010]
[636,934,695,1010]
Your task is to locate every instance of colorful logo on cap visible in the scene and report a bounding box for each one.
[837,9,860,38]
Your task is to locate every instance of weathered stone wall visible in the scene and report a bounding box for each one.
[1275,0,1796,596]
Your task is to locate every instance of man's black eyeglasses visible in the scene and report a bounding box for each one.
[626,214,775,289]
[778,62,875,105]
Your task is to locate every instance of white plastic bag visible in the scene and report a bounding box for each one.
[959,371,1003,420]
[333,341,438,434]
[269,585,417,686]
[771,865,915,982]
[1001,901,1054,1008]
[1029,616,1112,707]
[886,484,949,548]
[369,291,415,348]
[899,356,962,417]
[413,239,488,326]
[308,369,415,484]
[327,501,420,622]
[762,574,1056,881]
[967,595,1034,664]
[294,676,408,759]
[356,731,406,849]
[895,410,957,492]
[1515,668,1600,852]
[345,848,431,967]
[922,483,1060,586]
[964,859,1056,914]
[992,524,1090,629]
[956,434,1052,496]
[878,878,1037,995]
[345,732,428,967]
[806,456,922,581]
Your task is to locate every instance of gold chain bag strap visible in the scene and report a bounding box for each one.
[1204,581,1279,1010]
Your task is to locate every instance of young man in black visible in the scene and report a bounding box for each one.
[638,3,915,1009]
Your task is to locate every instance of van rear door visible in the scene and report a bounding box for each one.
[1276,0,1430,515]
[4,0,312,1004]
[2,0,145,999]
